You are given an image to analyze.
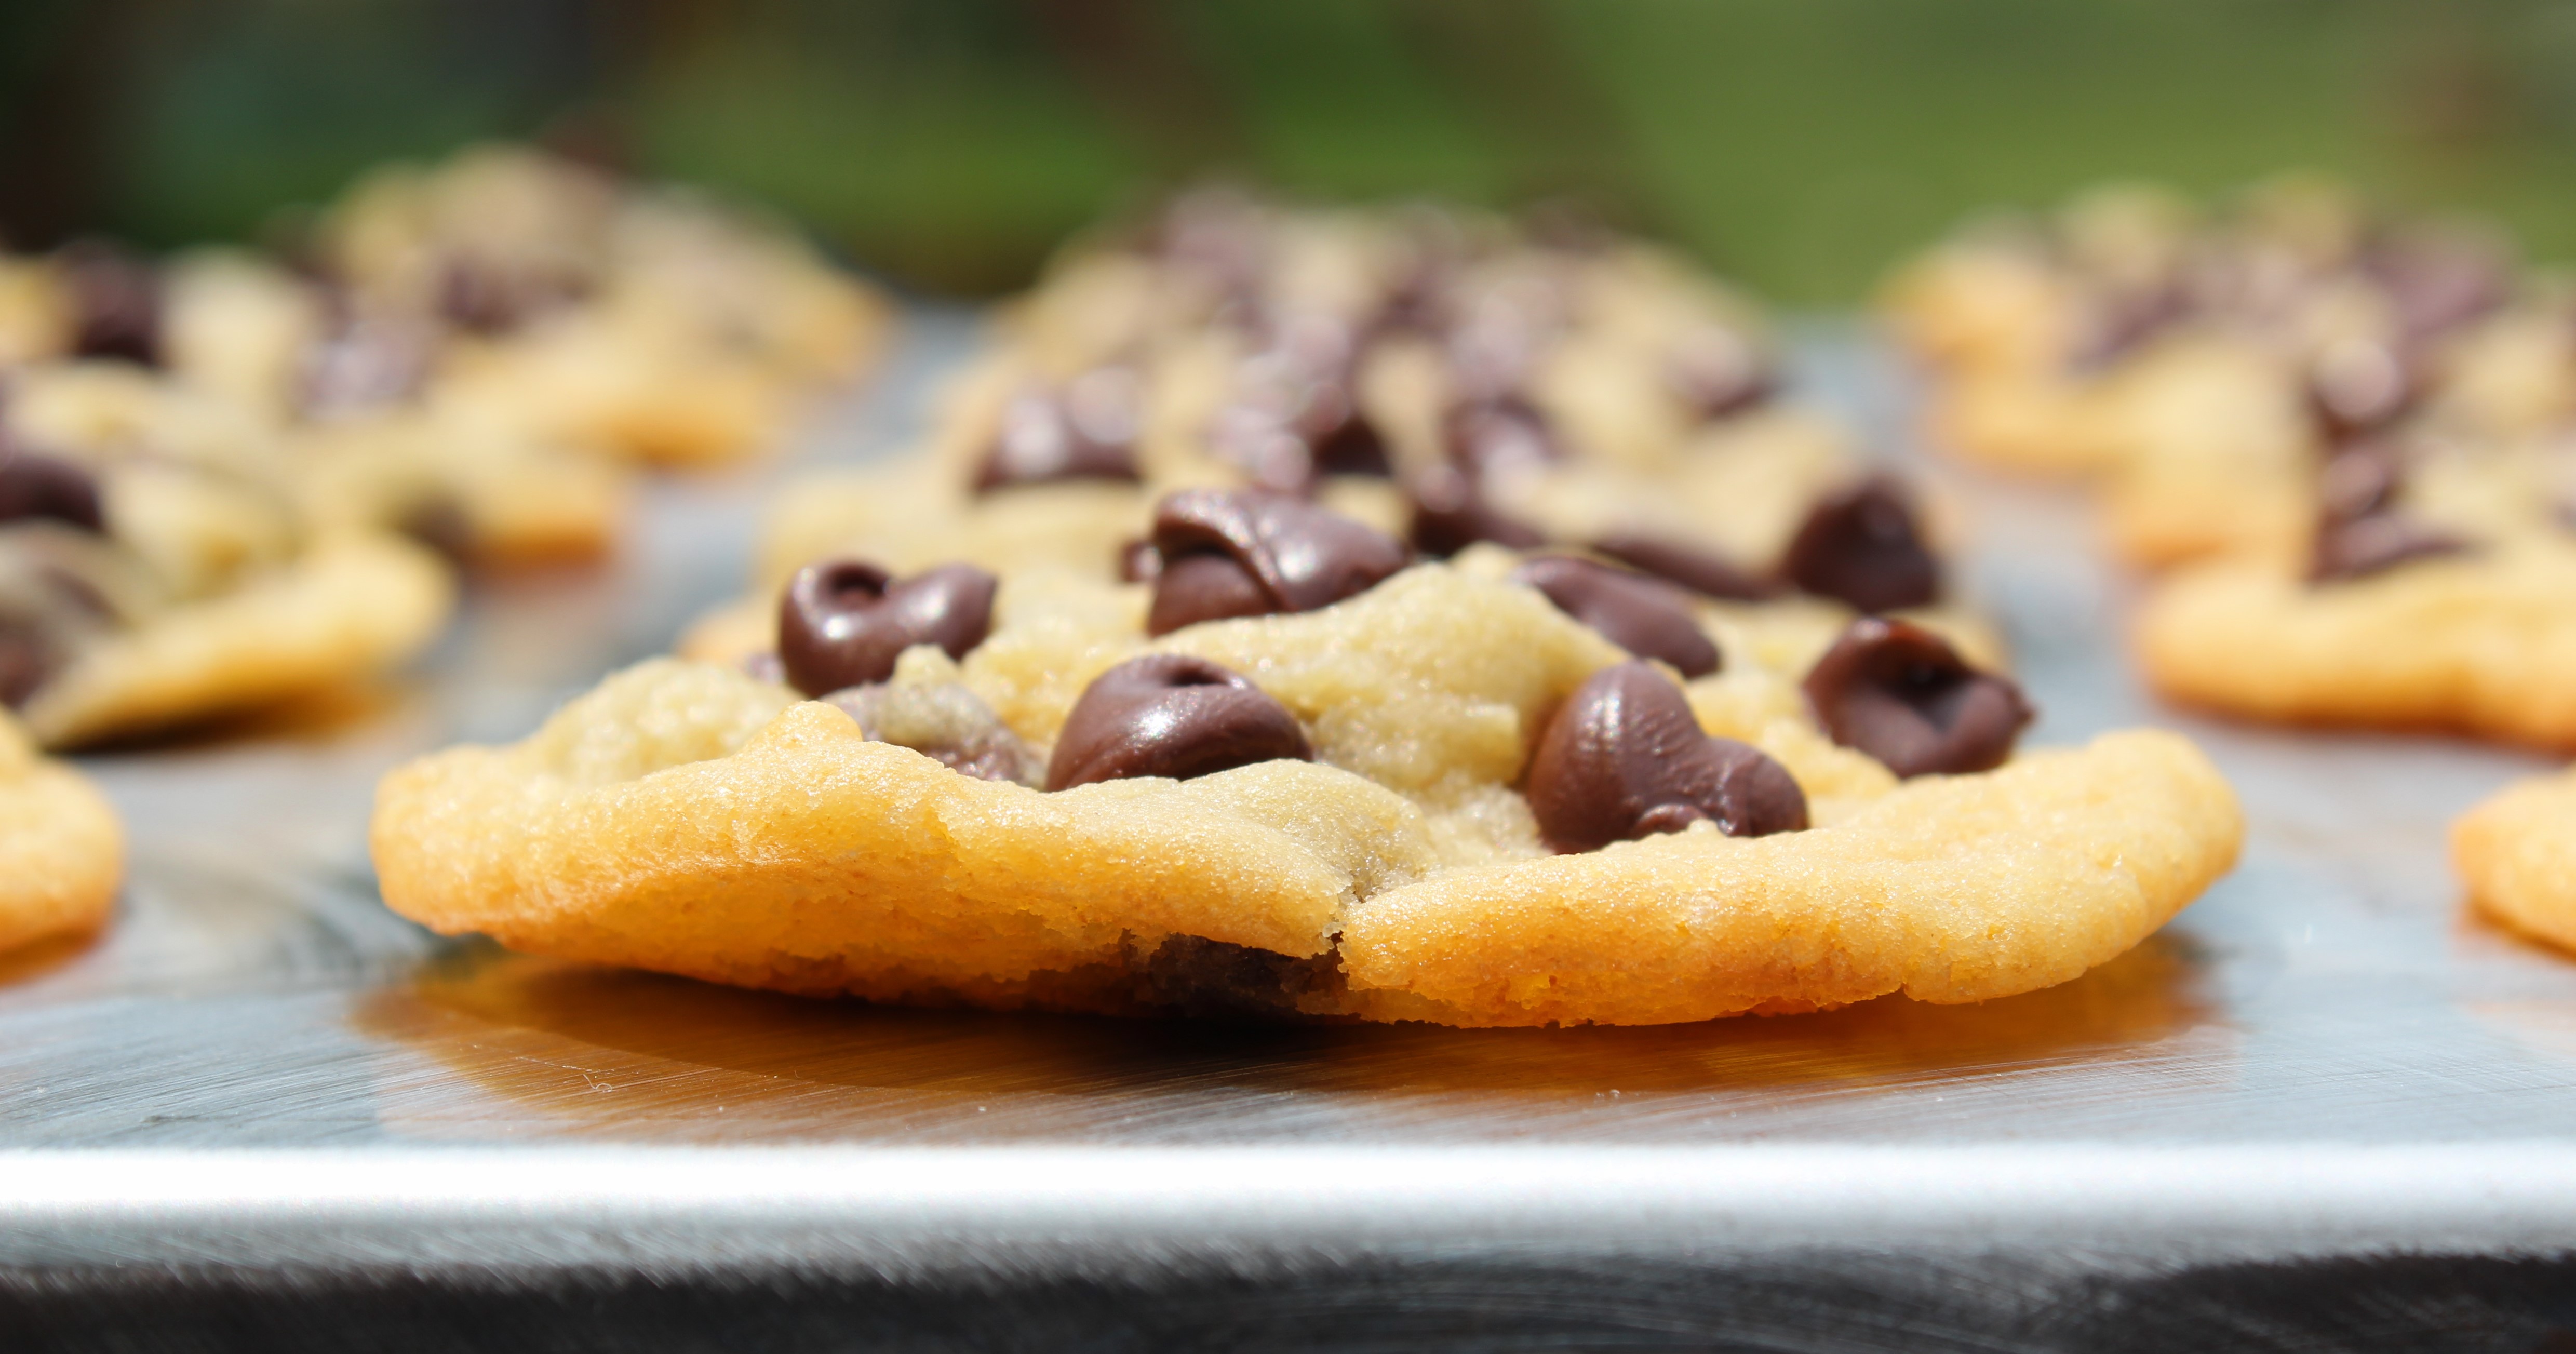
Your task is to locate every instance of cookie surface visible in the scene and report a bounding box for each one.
[0,710,121,955]
[377,561,2240,1026]
[2135,540,2576,747]
[2456,769,2576,954]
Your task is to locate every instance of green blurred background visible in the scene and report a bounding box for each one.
[4,0,2572,301]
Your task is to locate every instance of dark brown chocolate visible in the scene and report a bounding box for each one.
[1046,654,1311,790]
[1526,661,1807,852]
[1117,538,1161,584]
[1781,477,1941,613]
[1666,326,1775,421]
[1512,555,1720,678]
[2306,443,2472,583]
[1407,464,1546,558]
[776,559,998,696]
[1443,394,1561,477]
[1590,530,1779,602]
[974,373,1144,493]
[2306,339,2420,445]
[0,452,105,534]
[1146,489,1408,636]
[1802,618,2032,778]
[58,242,162,366]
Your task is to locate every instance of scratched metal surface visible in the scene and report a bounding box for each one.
[7,311,2576,1350]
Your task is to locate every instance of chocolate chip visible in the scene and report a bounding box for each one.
[58,242,162,366]
[1526,661,1807,852]
[0,621,48,708]
[1591,530,1779,602]
[1781,477,1941,613]
[2066,282,2186,371]
[1443,395,1561,477]
[2363,229,2510,342]
[1117,538,1161,583]
[301,310,436,418]
[1309,408,1392,478]
[1046,654,1311,790]
[1802,618,2032,778]
[2306,441,2472,583]
[1513,555,1719,678]
[776,559,998,697]
[826,679,1040,786]
[1145,489,1408,636]
[1666,327,1775,421]
[438,260,579,336]
[2306,338,2419,444]
[2310,515,2471,582]
[1407,464,1545,558]
[974,371,1144,493]
[0,453,105,534]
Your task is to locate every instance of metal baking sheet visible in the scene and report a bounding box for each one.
[7,312,2576,1351]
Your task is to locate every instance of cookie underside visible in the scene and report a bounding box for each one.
[373,655,2241,1028]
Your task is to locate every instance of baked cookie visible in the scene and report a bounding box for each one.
[380,490,2241,1027]
[2456,770,2576,955]
[315,143,892,468]
[1,362,454,747]
[0,707,122,955]
[1887,178,2517,552]
[755,194,1947,623]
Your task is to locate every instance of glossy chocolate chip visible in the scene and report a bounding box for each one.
[1802,618,2032,778]
[0,453,105,534]
[1512,556,1719,678]
[0,621,47,708]
[1046,654,1311,790]
[1526,661,1807,852]
[1781,477,1941,613]
[58,242,162,366]
[2363,229,2511,342]
[2310,515,2471,582]
[1117,538,1162,583]
[974,371,1144,492]
[2306,442,2471,583]
[2306,338,2419,444]
[1407,464,1546,558]
[1666,327,1775,421]
[1146,489,1408,636]
[1591,530,1779,602]
[776,559,998,697]
[1443,395,1561,477]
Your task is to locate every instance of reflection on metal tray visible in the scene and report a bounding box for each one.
[6,314,2576,1351]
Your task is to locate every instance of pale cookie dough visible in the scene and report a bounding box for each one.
[2135,538,2576,747]
[2456,769,2576,955]
[0,709,121,955]
[378,560,2239,1026]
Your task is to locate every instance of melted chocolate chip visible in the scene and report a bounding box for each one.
[975,371,1144,493]
[2306,338,2419,444]
[1443,395,1561,477]
[1802,618,2032,778]
[1590,530,1779,602]
[0,453,105,534]
[1146,489,1408,636]
[58,242,162,366]
[1526,661,1807,852]
[2306,442,2471,583]
[438,260,580,336]
[1781,477,1941,613]
[1309,408,1393,478]
[825,679,1040,786]
[1407,465,1545,558]
[1666,327,1775,421]
[2363,229,2511,342]
[0,621,48,708]
[1046,654,1311,790]
[776,559,998,697]
[1117,538,1162,583]
[1512,556,1720,678]
[2310,514,2471,582]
